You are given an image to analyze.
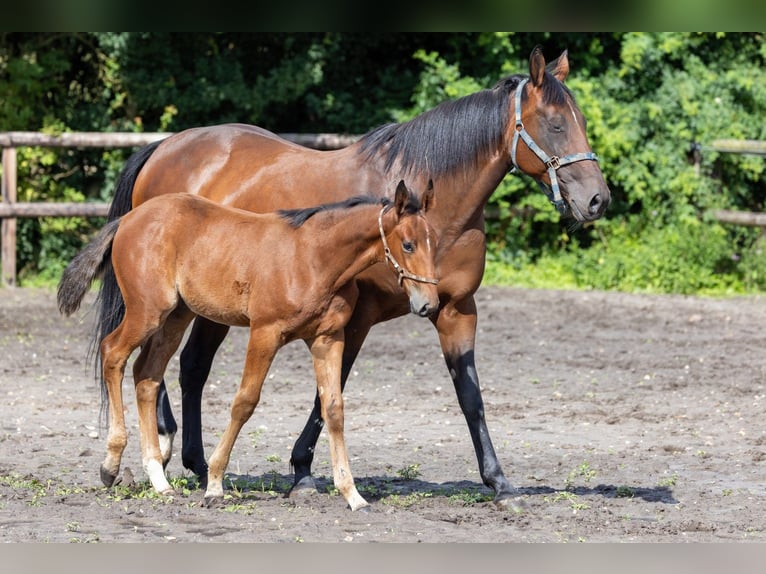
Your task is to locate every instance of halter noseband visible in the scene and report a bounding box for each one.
[378,207,439,287]
[509,78,599,215]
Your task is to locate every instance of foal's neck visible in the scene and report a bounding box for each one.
[305,206,386,289]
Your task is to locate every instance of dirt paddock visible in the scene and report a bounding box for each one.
[1,285,765,542]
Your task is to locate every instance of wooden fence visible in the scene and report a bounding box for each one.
[704,139,766,230]
[0,131,358,287]
[3,133,763,287]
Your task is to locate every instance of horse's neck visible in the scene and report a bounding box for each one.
[429,160,511,240]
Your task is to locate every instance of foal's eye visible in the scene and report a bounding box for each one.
[402,241,415,253]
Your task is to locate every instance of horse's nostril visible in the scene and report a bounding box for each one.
[589,193,602,214]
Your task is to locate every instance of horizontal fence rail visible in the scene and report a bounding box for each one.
[704,139,766,229]
[1,131,359,286]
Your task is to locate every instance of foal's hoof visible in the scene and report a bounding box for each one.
[201,495,224,509]
[100,465,118,488]
[288,476,318,499]
[353,504,372,514]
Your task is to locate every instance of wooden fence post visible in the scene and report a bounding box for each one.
[1,147,17,287]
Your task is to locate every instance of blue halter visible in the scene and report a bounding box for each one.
[509,78,599,215]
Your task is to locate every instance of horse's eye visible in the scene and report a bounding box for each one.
[402,241,414,253]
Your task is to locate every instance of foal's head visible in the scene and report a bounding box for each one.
[381,180,440,317]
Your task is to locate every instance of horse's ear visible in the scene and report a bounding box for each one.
[394,180,409,216]
[550,49,569,82]
[529,45,546,87]
[421,179,435,213]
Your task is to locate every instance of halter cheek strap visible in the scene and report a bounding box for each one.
[378,207,439,287]
[509,78,599,215]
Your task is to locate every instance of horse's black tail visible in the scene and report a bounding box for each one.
[90,139,163,421]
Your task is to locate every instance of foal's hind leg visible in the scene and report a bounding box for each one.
[99,321,145,488]
[133,308,195,495]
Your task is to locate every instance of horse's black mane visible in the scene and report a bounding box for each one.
[358,72,572,179]
[278,190,420,228]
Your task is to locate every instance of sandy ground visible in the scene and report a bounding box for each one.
[1,285,766,543]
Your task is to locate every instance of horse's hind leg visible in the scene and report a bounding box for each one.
[177,317,231,487]
[133,308,195,495]
[309,331,367,511]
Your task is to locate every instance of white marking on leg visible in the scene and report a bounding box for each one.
[145,458,173,494]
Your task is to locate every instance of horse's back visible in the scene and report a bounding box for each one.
[132,123,373,211]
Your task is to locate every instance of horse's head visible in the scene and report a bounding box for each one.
[509,46,610,222]
[380,180,440,317]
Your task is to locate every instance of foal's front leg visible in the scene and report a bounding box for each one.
[203,327,278,505]
[309,331,368,511]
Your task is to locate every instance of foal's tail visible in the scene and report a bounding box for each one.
[92,140,162,365]
[61,140,161,424]
[57,218,122,317]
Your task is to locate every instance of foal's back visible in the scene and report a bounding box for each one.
[114,194,299,327]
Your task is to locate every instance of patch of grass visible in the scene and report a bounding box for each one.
[447,489,494,506]
[396,463,421,481]
[544,490,590,511]
[615,485,635,498]
[382,491,432,508]
[226,473,288,497]
[0,473,50,506]
[657,472,679,488]
[565,461,597,490]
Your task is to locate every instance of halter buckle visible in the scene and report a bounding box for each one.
[546,156,561,170]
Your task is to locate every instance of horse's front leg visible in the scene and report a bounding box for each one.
[309,331,367,511]
[177,317,231,487]
[289,310,373,496]
[433,296,517,508]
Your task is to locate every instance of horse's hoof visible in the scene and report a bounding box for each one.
[494,493,527,513]
[288,475,318,499]
[100,465,118,488]
[353,504,372,513]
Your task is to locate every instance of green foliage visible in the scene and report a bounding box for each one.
[2,33,765,294]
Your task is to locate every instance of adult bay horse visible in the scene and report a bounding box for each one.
[93,46,610,509]
[59,182,438,510]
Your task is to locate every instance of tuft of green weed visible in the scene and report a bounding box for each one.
[565,461,597,490]
[396,463,421,481]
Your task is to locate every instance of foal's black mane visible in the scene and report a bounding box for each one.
[278,190,421,228]
[358,72,572,180]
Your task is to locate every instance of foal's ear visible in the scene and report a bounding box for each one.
[529,45,546,88]
[394,179,409,216]
[421,179,435,213]
[550,49,569,82]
